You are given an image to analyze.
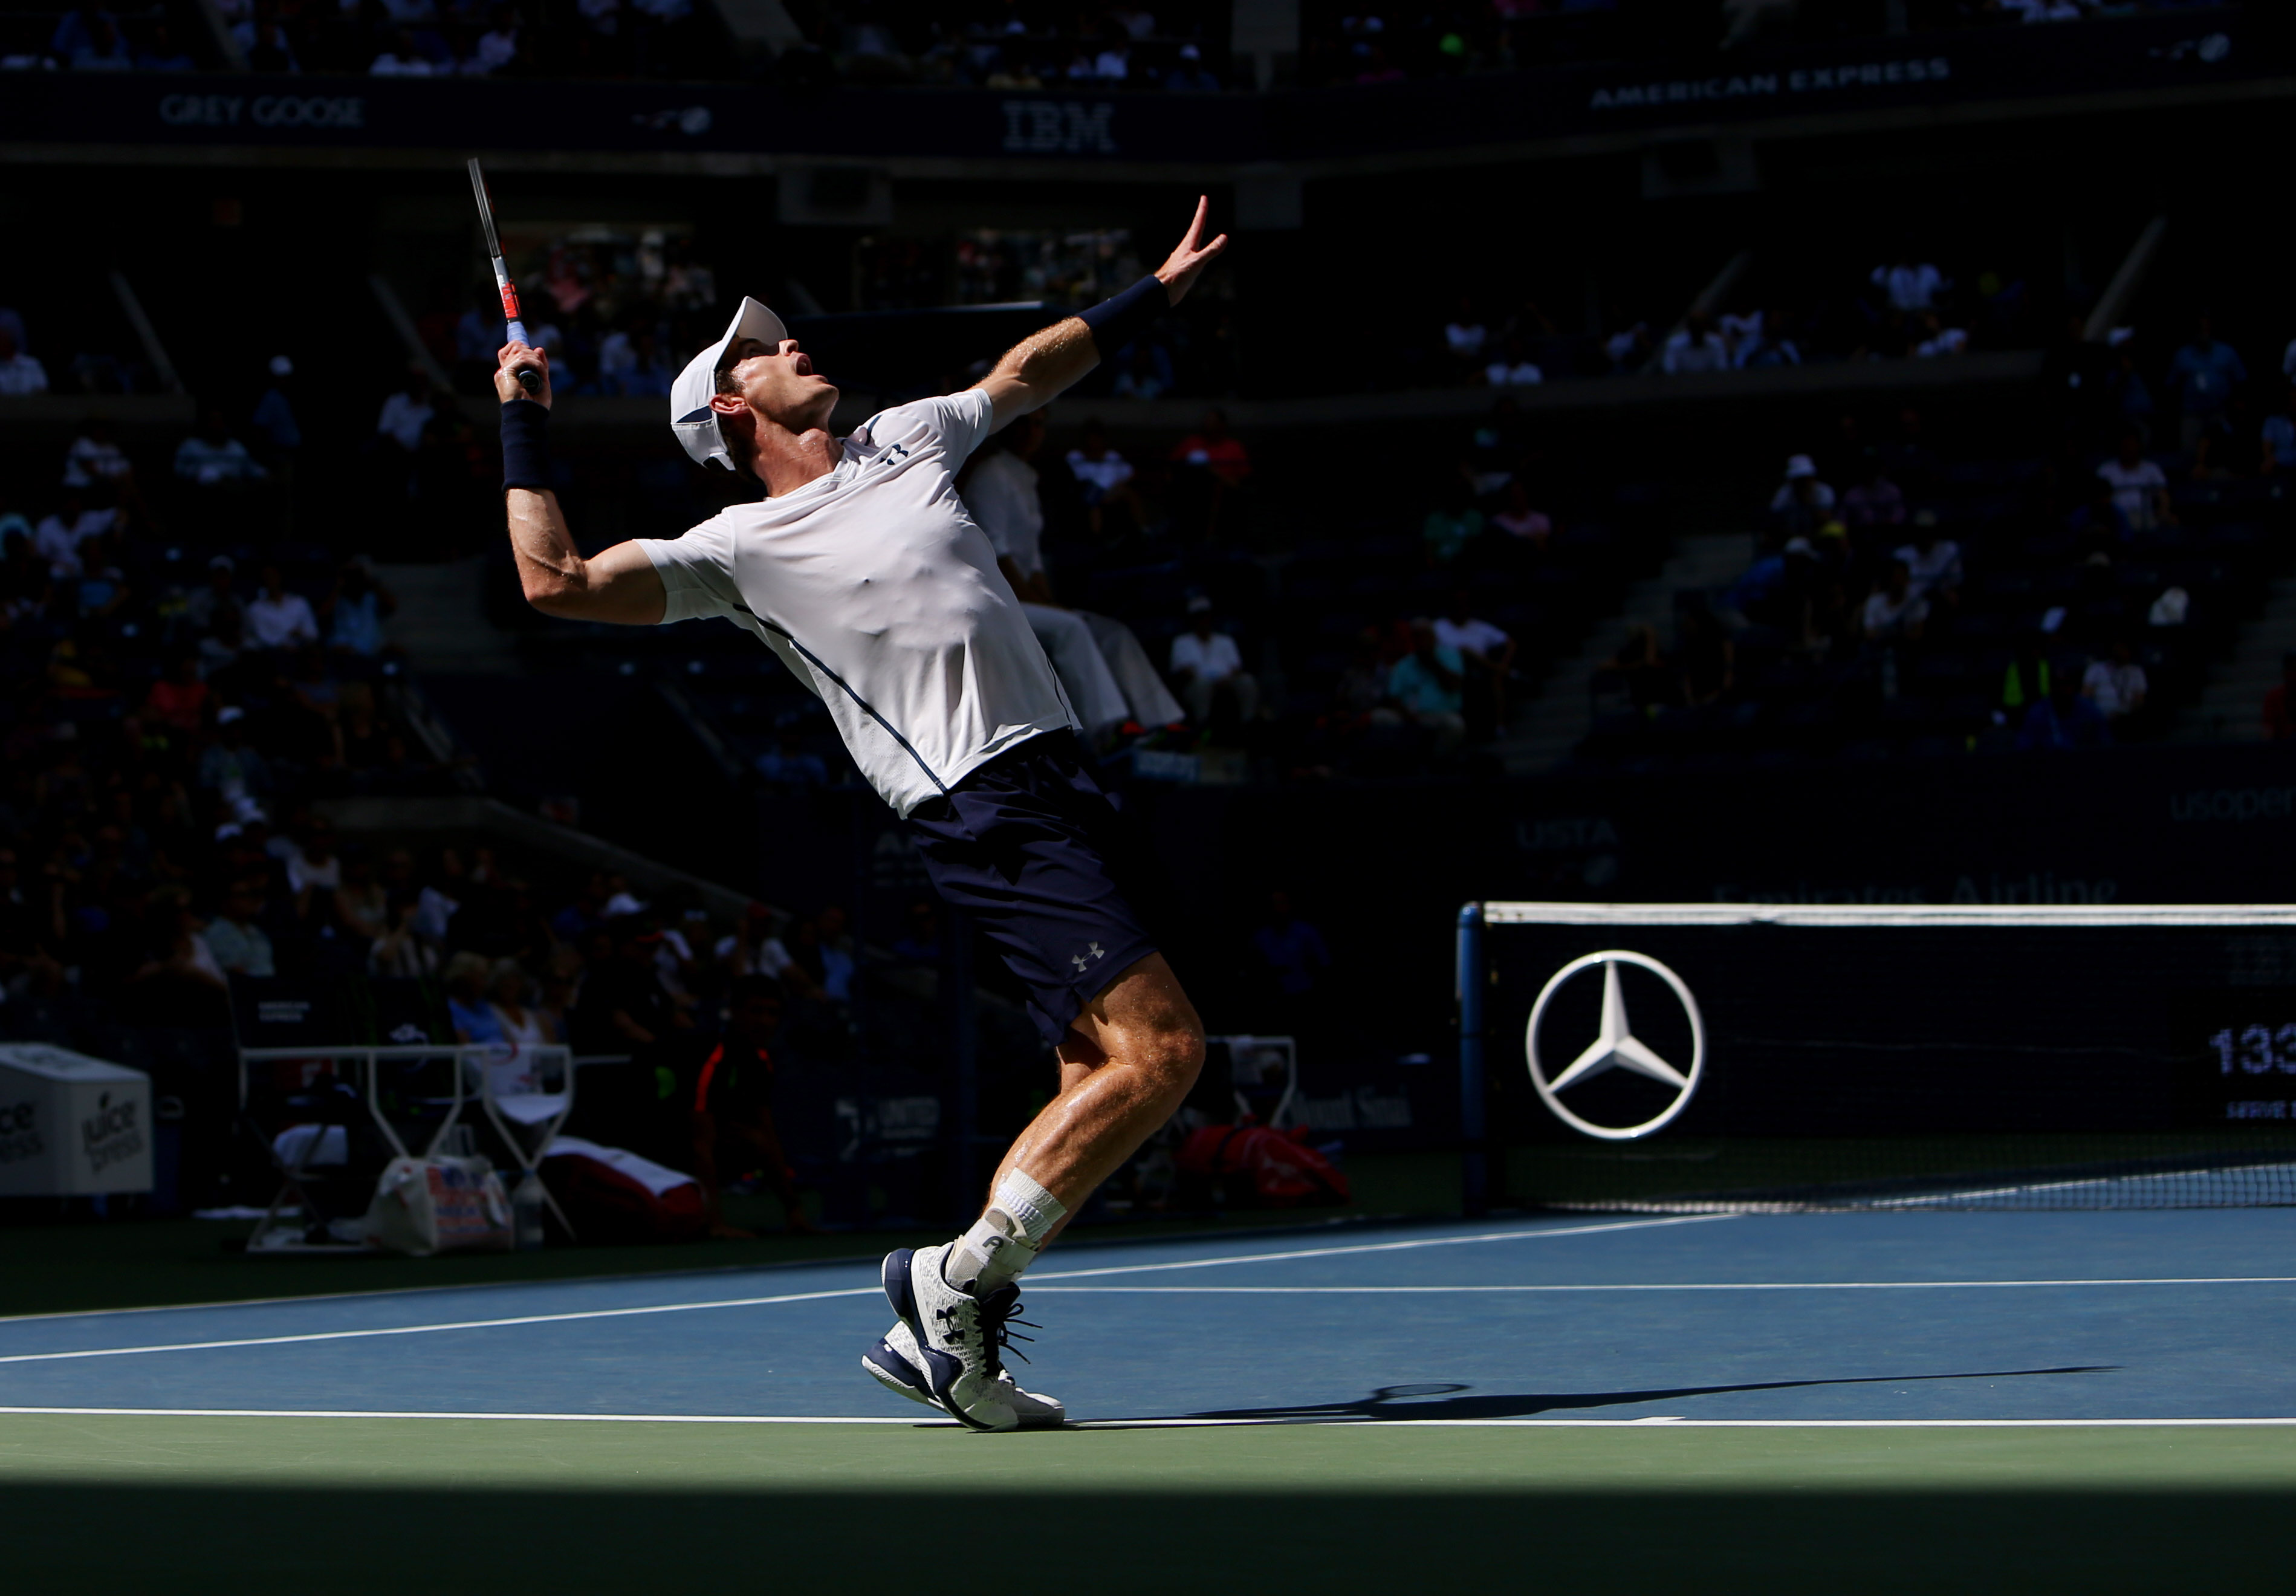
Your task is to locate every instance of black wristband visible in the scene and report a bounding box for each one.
[1076,274,1166,357]
[500,398,552,492]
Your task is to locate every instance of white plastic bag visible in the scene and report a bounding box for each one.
[363,1154,513,1256]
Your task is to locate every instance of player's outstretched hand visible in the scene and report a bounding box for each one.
[495,341,553,408]
[1154,195,1230,306]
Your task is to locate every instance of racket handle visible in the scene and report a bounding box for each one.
[505,318,542,395]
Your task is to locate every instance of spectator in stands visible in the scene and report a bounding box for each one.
[1169,407,1251,530]
[376,366,436,455]
[1112,341,1171,400]
[195,706,274,820]
[0,489,28,559]
[2097,432,2173,533]
[1493,480,1552,548]
[692,974,816,1238]
[333,846,389,952]
[1069,426,1148,547]
[142,652,210,735]
[1840,456,1905,530]
[50,0,128,66]
[1872,250,1949,316]
[1604,323,1652,372]
[575,914,688,1053]
[466,5,520,71]
[1746,307,1804,369]
[485,956,553,1044]
[2260,384,2296,475]
[1251,889,1330,1038]
[2067,476,2133,547]
[1603,623,1671,711]
[369,28,439,73]
[1484,336,1543,387]
[251,355,302,466]
[244,16,298,70]
[33,491,110,579]
[2264,652,2296,742]
[173,406,267,488]
[445,950,505,1045]
[754,733,829,787]
[1861,559,1929,644]
[889,900,941,965]
[1443,299,1488,375]
[2167,314,2246,452]
[1661,312,1728,375]
[200,876,276,978]
[1893,513,1962,606]
[964,412,1183,735]
[1769,454,1835,536]
[134,22,196,68]
[62,418,131,490]
[1170,596,1258,730]
[2018,670,2110,751]
[1386,619,1466,753]
[0,326,50,395]
[2081,637,2147,727]
[183,554,241,637]
[284,817,342,910]
[1438,590,1516,731]
[325,559,395,661]
[1993,638,2048,735]
[244,565,319,652]
[1422,480,1485,565]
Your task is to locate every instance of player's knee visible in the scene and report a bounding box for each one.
[1144,1015,1205,1103]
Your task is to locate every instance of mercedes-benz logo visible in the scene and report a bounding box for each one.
[1525,950,1705,1141]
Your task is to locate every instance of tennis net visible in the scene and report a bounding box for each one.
[1459,903,2296,1212]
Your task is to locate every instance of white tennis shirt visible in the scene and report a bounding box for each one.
[636,390,1078,816]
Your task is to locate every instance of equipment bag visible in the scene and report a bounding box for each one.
[541,1135,707,1243]
[1176,1123,1351,1207]
[363,1154,514,1256]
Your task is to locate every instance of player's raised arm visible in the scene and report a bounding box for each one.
[494,342,668,624]
[975,195,1229,431]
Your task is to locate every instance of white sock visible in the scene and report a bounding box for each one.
[943,1170,1066,1296]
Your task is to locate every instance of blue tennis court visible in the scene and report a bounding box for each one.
[7,1207,2293,1426]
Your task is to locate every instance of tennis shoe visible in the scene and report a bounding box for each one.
[861,1318,1065,1427]
[881,1244,1037,1432]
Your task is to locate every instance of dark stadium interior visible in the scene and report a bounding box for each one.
[4,5,2295,1586]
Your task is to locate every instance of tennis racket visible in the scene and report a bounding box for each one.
[467,157,542,397]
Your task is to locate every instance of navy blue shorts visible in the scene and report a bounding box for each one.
[905,731,1159,1047]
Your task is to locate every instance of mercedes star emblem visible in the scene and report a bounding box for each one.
[1525,950,1705,1140]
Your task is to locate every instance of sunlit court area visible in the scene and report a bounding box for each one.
[5,1,2296,1589]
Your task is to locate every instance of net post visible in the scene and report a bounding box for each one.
[1458,900,1488,1216]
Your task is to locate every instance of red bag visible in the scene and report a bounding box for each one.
[1176,1123,1351,1207]
[542,1135,707,1243]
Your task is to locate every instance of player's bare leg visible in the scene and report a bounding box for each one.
[985,953,1204,1248]
[876,953,1202,1429]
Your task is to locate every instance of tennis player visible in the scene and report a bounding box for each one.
[493,200,1228,1431]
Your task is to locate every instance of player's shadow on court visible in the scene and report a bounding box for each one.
[1117,1366,2116,1426]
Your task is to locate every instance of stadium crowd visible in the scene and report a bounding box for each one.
[1580,305,2294,765]
[1427,241,2038,391]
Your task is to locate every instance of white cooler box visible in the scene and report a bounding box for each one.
[0,1043,154,1197]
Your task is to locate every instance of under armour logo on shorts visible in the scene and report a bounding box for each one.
[1070,942,1105,973]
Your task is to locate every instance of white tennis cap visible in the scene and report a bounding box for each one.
[671,296,790,470]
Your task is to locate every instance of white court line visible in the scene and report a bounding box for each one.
[0,1286,881,1367]
[1,1406,2292,1430]
[1025,1214,1734,1281]
[0,1215,1722,1367]
[1030,1276,2296,1294]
